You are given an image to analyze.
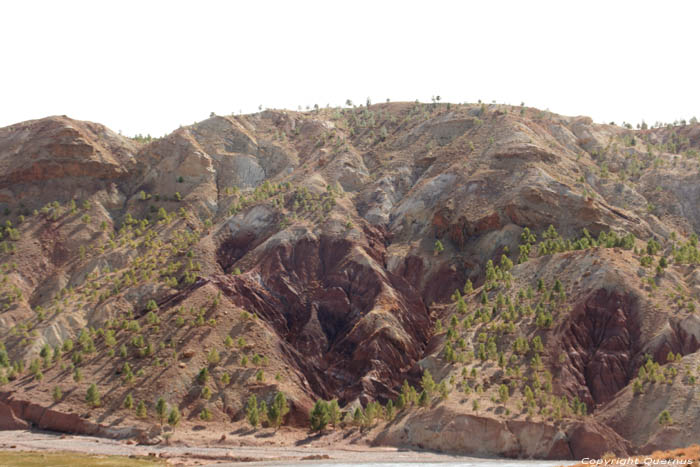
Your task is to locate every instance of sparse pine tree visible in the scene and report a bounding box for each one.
[499,384,509,403]
[207,348,220,365]
[267,392,290,430]
[247,395,259,428]
[156,397,168,425]
[168,407,181,427]
[498,351,507,369]
[421,369,436,396]
[438,380,449,400]
[397,393,406,410]
[533,335,544,353]
[434,240,444,254]
[418,390,429,407]
[658,409,673,425]
[328,399,341,427]
[136,400,147,418]
[633,379,644,395]
[385,399,396,420]
[434,319,443,333]
[638,365,648,381]
[353,407,363,425]
[52,386,62,402]
[309,399,330,432]
[553,279,563,293]
[258,400,268,424]
[199,407,212,421]
[464,279,473,295]
[86,384,100,407]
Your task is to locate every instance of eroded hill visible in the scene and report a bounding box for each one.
[0,103,699,458]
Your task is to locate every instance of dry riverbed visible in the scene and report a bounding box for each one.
[0,430,578,466]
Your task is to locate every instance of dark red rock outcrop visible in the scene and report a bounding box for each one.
[213,228,431,404]
[422,262,464,307]
[432,209,504,251]
[556,289,641,408]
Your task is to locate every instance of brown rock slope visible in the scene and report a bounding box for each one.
[0,103,699,457]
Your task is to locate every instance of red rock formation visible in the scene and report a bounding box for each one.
[556,289,641,407]
[0,401,29,430]
[0,394,148,440]
[566,421,631,458]
[213,228,431,404]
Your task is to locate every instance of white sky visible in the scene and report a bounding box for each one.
[1,0,699,137]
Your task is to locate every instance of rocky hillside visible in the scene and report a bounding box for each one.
[0,103,699,458]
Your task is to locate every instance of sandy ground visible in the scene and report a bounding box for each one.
[0,430,576,466]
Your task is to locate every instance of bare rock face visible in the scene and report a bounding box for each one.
[557,289,641,407]
[0,116,136,209]
[566,421,631,458]
[375,406,570,459]
[556,286,700,412]
[645,314,700,362]
[394,114,479,148]
[595,351,700,454]
[3,396,99,435]
[0,401,29,430]
[213,223,431,403]
[186,115,299,186]
[0,394,148,440]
